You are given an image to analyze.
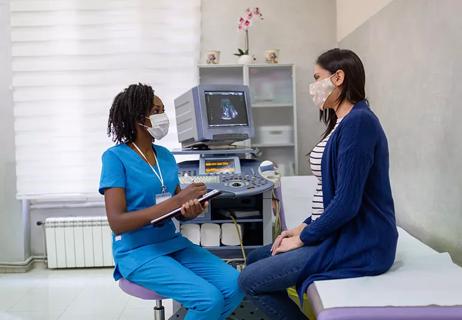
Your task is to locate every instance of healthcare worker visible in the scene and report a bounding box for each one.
[238,49,398,320]
[99,83,243,320]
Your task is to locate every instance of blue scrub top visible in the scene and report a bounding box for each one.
[99,143,192,280]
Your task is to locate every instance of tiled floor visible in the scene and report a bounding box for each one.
[0,265,174,320]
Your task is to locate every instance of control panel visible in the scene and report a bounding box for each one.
[178,158,273,197]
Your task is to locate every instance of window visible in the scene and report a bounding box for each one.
[10,0,201,200]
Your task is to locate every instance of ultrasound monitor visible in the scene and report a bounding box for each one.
[174,85,255,148]
[205,91,248,127]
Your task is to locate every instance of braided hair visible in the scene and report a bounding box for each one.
[107,83,154,143]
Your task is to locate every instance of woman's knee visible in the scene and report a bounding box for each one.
[247,244,272,265]
[246,250,260,266]
[238,265,259,296]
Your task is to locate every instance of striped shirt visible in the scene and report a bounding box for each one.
[309,117,343,221]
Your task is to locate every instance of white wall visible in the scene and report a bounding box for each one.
[0,0,28,264]
[201,0,337,174]
[336,0,393,41]
[340,0,462,265]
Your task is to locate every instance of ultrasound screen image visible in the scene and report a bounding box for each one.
[205,91,249,127]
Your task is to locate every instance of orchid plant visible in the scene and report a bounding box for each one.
[234,7,263,57]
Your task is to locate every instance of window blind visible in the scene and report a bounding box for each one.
[10,0,201,200]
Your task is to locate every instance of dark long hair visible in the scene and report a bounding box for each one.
[317,48,367,139]
[107,83,154,143]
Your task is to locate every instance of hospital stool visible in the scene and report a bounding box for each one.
[119,278,166,320]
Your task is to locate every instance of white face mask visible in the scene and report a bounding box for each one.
[140,113,170,140]
[309,74,336,110]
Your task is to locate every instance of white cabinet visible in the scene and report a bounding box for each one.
[198,64,298,175]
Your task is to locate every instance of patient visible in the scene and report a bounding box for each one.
[238,48,398,320]
[99,83,243,320]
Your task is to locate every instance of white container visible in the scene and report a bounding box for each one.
[200,223,221,247]
[221,223,242,246]
[255,125,294,145]
[237,55,253,65]
[180,224,201,245]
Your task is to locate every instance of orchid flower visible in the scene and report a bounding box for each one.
[235,7,263,57]
[237,7,263,31]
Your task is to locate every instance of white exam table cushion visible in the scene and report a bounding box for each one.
[312,227,462,308]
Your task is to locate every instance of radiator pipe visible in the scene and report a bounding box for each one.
[30,202,104,209]
[36,218,48,265]
[0,255,46,267]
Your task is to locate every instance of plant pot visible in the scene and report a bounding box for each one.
[237,55,253,65]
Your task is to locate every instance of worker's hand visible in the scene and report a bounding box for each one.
[271,223,307,255]
[176,183,207,205]
[180,199,208,219]
[272,235,304,255]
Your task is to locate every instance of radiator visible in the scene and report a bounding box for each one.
[45,216,114,268]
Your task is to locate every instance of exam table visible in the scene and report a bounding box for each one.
[280,176,462,320]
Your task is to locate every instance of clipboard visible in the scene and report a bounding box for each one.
[150,189,222,225]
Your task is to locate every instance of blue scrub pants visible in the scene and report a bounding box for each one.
[126,244,244,320]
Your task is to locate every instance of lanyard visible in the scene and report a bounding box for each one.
[132,143,167,193]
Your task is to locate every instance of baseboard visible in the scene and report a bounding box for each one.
[0,256,46,273]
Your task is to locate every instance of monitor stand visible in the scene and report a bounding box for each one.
[189,143,210,150]
[182,143,243,151]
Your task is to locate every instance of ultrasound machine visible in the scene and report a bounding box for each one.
[173,84,275,256]
[174,84,274,197]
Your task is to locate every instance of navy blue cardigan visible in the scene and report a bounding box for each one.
[297,100,398,299]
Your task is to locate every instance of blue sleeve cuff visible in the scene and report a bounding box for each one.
[300,226,317,245]
[303,216,312,225]
[98,184,125,195]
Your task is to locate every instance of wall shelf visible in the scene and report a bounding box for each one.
[198,64,298,176]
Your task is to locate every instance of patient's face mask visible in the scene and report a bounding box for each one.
[309,74,336,110]
[139,113,169,140]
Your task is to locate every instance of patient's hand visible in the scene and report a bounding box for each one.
[272,235,304,255]
[271,223,307,255]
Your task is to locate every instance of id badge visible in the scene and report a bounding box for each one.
[155,192,172,204]
[155,191,179,231]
